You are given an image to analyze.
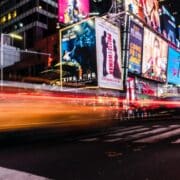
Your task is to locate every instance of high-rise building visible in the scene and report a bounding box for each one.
[0,0,58,48]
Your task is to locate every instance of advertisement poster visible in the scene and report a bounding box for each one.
[58,0,89,24]
[158,84,179,97]
[135,77,157,97]
[128,20,143,74]
[60,18,97,85]
[160,6,176,44]
[125,0,160,32]
[167,47,180,85]
[95,17,123,90]
[142,28,168,82]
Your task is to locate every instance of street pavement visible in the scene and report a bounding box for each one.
[0,119,180,179]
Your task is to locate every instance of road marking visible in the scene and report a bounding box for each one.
[107,127,149,137]
[79,125,180,145]
[126,127,169,140]
[134,128,180,143]
[171,139,180,144]
[104,137,123,142]
[107,126,144,135]
[152,125,162,128]
[80,137,99,142]
[0,167,50,180]
[168,125,180,128]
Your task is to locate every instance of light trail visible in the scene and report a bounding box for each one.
[0,87,179,132]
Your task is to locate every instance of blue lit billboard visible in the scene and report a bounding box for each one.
[60,18,97,85]
[167,47,180,85]
[160,6,176,44]
[128,20,143,74]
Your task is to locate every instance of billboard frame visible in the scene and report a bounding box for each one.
[142,27,168,83]
[167,46,180,85]
[128,19,144,75]
[95,17,124,90]
[59,17,97,88]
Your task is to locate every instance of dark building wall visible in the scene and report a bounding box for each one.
[33,32,59,65]
[0,0,58,48]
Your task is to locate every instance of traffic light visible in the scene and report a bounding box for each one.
[48,56,53,67]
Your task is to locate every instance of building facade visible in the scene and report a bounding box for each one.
[0,0,58,48]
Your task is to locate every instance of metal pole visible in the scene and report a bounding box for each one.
[19,49,50,56]
[123,13,130,92]
[0,34,3,87]
[24,31,26,49]
[59,30,62,89]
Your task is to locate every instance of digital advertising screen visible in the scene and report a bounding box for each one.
[95,17,123,90]
[158,84,179,97]
[125,0,144,20]
[128,20,143,74]
[58,0,89,24]
[167,47,180,85]
[160,6,176,44]
[142,28,168,82]
[60,18,97,85]
[125,0,160,32]
[135,77,157,96]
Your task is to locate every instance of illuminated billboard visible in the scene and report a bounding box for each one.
[95,17,123,90]
[167,47,180,85]
[58,0,89,24]
[158,84,179,97]
[128,20,143,74]
[60,18,97,86]
[135,77,157,97]
[125,0,144,19]
[125,0,160,32]
[160,6,176,44]
[142,28,168,82]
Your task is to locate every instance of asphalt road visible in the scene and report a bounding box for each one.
[0,119,180,180]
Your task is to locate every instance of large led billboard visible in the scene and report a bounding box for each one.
[95,17,123,90]
[142,28,168,82]
[167,47,180,85]
[60,18,97,86]
[125,0,160,32]
[125,0,144,19]
[135,77,157,97]
[128,20,143,74]
[160,6,176,44]
[58,0,89,24]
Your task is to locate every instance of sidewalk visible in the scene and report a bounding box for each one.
[1,80,124,97]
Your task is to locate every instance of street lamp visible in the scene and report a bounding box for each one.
[0,33,23,86]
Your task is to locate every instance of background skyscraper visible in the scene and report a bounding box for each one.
[0,0,58,48]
